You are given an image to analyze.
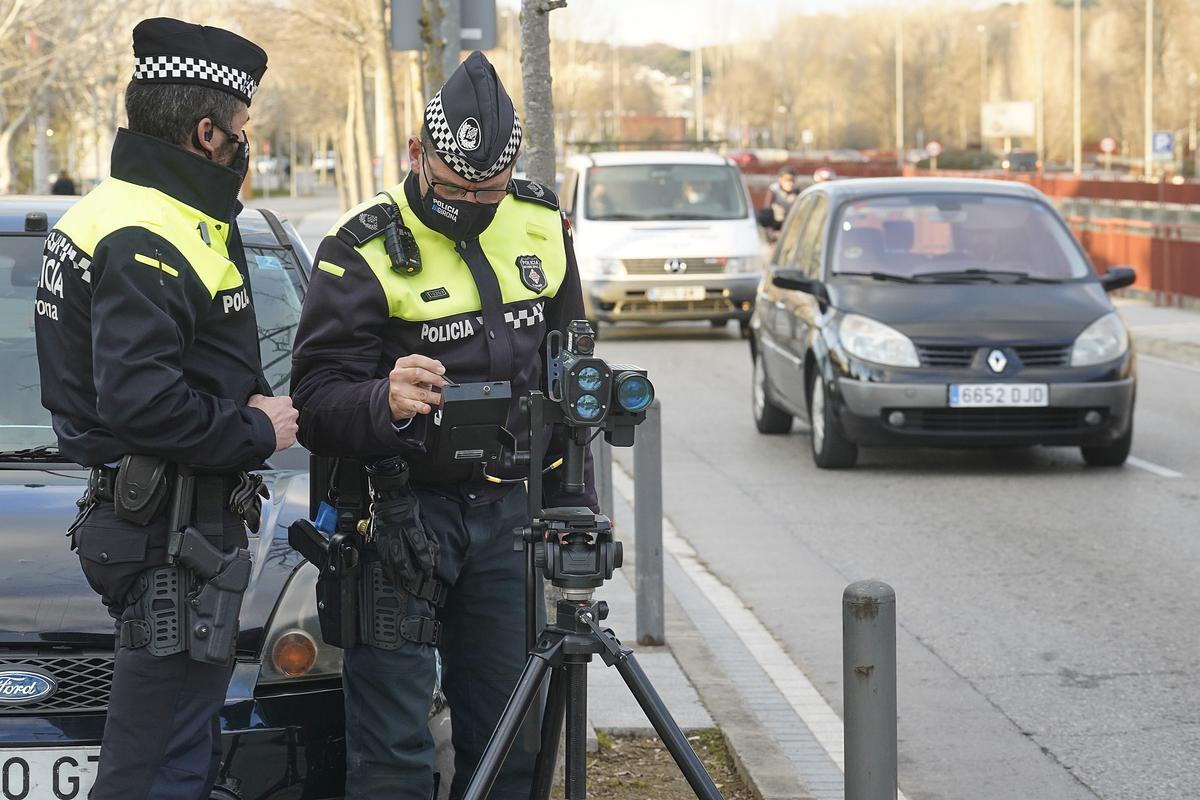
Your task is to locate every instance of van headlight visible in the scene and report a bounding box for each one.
[1070,312,1129,366]
[577,257,624,277]
[836,313,920,368]
[258,562,342,683]
[726,255,766,273]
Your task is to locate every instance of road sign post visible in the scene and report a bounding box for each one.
[925,140,942,172]
[1100,136,1117,174]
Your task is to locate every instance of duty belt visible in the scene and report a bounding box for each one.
[82,466,265,533]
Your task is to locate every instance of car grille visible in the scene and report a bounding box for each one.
[916,344,1072,368]
[0,653,114,714]
[621,257,727,275]
[614,298,735,314]
[893,408,1092,434]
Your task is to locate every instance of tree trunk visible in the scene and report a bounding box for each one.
[0,107,31,194]
[520,0,557,185]
[368,0,402,188]
[342,72,361,206]
[354,58,375,199]
[422,0,445,92]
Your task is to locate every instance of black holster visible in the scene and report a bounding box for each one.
[288,519,362,649]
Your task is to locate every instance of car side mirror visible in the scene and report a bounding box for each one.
[1099,266,1136,293]
[772,268,828,302]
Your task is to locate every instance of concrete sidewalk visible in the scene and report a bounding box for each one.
[1116,297,1200,367]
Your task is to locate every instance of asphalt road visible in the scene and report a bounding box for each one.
[599,321,1199,800]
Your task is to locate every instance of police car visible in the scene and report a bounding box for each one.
[0,197,352,798]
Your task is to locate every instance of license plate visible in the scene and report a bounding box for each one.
[0,748,100,799]
[949,383,1049,408]
[646,285,706,302]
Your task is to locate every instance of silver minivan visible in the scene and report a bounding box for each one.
[560,151,765,331]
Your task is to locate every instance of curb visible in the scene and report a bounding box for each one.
[1133,333,1200,368]
[665,589,813,800]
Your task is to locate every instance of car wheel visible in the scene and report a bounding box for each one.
[808,373,858,469]
[752,354,792,434]
[1080,423,1132,467]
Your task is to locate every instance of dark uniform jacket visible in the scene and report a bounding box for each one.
[291,174,595,508]
[34,128,276,472]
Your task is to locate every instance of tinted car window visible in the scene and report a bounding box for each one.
[584,164,748,221]
[560,169,578,216]
[832,194,1090,280]
[774,194,815,267]
[0,233,304,451]
[796,194,829,279]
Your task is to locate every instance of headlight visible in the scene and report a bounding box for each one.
[1070,312,1129,366]
[577,257,624,277]
[836,313,920,368]
[258,562,343,684]
[726,255,766,273]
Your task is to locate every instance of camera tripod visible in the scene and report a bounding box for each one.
[461,393,723,800]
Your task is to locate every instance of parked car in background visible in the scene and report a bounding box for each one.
[1001,150,1039,173]
[0,198,356,798]
[749,178,1137,469]
[561,151,765,332]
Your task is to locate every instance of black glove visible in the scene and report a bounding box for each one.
[365,457,438,588]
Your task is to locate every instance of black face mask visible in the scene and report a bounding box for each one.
[408,164,501,243]
[216,125,250,179]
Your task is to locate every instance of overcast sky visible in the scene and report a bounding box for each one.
[499,0,999,49]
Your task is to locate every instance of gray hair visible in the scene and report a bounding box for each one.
[124,80,242,148]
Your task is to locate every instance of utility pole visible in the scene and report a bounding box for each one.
[611,44,621,142]
[1143,0,1154,180]
[1073,0,1082,175]
[895,11,904,170]
[692,45,704,143]
[977,24,988,155]
[520,0,565,186]
[442,0,461,81]
[1036,0,1046,167]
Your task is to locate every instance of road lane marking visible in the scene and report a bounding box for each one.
[1127,456,1183,478]
[1139,354,1200,375]
[612,466,911,800]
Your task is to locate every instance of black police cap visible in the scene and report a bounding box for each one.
[132,17,267,107]
[423,51,522,183]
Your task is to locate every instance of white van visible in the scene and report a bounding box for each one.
[560,151,765,330]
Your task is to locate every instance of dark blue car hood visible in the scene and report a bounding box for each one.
[0,467,309,651]
[828,280,1115,342]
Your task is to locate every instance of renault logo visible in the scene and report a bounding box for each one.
[663,259,688,274]
[987,349,1008,373]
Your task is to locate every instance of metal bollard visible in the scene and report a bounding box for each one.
[633,399,664,646]
[590,433,614,521]
[843,580,897,800]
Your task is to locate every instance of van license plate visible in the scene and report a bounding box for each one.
[949,383,1049,408]
[0,747,101,799]
[647,286,706,302]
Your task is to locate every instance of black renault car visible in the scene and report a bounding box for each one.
[0,197,350,798]
[749,178,1137,469]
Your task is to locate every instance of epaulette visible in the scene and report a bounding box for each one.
[510,178,559,210]
[335,199,398,248]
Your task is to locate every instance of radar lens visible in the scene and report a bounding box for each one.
[616,374,654,412]
[575,394,602,421]
[577,366,603,392]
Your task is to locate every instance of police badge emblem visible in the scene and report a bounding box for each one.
[516,255,547,292]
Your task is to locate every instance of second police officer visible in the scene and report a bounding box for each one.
[291,52,594,799]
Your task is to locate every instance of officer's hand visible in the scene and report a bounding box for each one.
[388,355,447,421]
[248,394,300,452]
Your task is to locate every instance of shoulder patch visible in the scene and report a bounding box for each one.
[510,178,559,210]
[336,201,397,248]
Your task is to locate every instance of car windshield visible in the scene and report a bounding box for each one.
[831,193,1091,282]
[0,230,304,452]
[585,163,748,221]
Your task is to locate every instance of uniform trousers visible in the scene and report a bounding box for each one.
[76,504,243,800]
[343,484,542,800]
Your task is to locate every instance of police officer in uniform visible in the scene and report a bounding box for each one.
[34,18,297,800]
[291,51,594,799]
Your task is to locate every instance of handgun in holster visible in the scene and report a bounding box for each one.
[286,456,369,648]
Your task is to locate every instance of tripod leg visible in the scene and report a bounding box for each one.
[529,666,567,800]
[462,653,552,800]
[564,662,588,800]
[615,652,724,800]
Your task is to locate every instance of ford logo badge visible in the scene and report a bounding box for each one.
[0,668,58,705]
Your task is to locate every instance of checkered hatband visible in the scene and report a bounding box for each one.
[134,55,260,102]
[424,90,522,182]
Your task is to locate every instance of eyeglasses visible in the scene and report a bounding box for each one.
[421,150,510,204]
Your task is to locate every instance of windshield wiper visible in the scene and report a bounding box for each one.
[838,271,918,283]
[0,444,65,462]
[911,269,1002,283]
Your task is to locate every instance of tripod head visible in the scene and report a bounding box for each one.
[517,507,622,602]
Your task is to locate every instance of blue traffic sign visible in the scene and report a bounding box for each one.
[1152,131,1175,157]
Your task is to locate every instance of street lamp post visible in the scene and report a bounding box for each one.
[896,11,904,170]
[977,24,988,155]
[1073,0,1082,176]
[1143,0,1154,180]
